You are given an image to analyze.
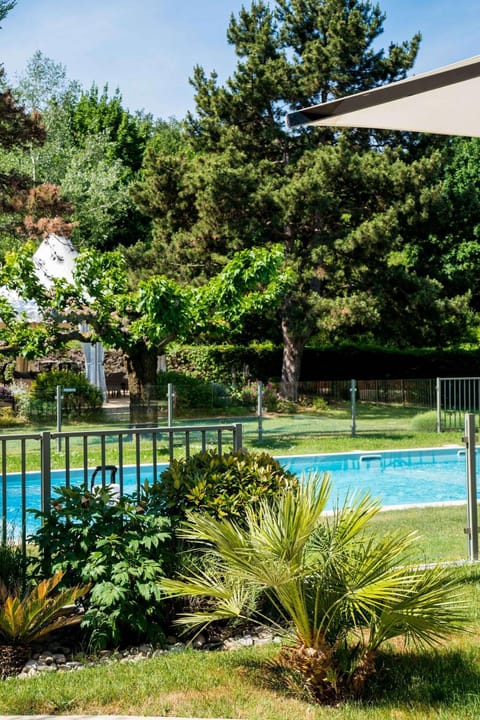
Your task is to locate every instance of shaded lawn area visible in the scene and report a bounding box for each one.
[1,568,480,720]
[225,402,428,440]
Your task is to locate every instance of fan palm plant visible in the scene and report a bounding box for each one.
[161,474,467,703]
[0,571,89,679]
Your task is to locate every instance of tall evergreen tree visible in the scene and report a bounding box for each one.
[134,0,430,392]
[396,137,480,331]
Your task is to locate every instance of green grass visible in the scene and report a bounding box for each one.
[1,566,480,718]
[177,402,463,454]
[248,430,463,455]
[368,504,472,563]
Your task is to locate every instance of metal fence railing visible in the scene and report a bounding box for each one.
[0,423,243,551]
[279,379,437,406]
[437,377,480,431]
[98,377,438,441]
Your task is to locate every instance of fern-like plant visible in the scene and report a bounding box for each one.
[0,571,89,679]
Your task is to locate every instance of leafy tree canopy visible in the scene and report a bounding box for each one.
[1,49,156,252]
[0,6,72,253]
[70,83,153,171]
[0,243,292,412]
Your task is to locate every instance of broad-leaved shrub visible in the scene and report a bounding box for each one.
[29,369,103,417]
[150,449,297,524]
[157,370,218,409]
[31,485,172,649]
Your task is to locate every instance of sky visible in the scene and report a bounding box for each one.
[0,0,479,120]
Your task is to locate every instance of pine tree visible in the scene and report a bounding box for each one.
[135,1,428,392]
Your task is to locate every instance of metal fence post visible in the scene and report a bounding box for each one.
[464,413,478,561]
[234,423,243,452]
[167,383,175,427]
[436,377,442,433]
[41,431,52,517]
[56,385,62,451]
[351,379,356,437]
[257,381,263,441]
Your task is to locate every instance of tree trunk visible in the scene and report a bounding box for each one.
[124,346,159,424]
[281,317,305,402]
[0,643,30,678]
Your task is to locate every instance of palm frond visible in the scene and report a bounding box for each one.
[368,565,467,650]
[161,474,468,702]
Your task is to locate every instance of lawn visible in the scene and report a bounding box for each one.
[0,401,465,473]
[1,565,480,718]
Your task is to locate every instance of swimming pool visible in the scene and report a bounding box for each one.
[1,446,474,535]
[281,446,472,508]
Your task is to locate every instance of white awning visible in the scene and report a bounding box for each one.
[0,234,78,321]
[286,55,480,137]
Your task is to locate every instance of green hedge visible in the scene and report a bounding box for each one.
[166,342,281,385]
[167,343,480,383]
[301,345,480,380]
[156,370,218,409]
[28,369,103,416]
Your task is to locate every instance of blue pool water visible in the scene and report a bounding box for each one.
[1,447,474,535]
[280,447,473,508]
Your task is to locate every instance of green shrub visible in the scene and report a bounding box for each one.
[411,410,438,432]
[0,407,23,428]
[276,397,298,413]
[298,395,329,412]
[157,370,225,409]
[31,485,172,650]
[166,342,281,385]
[150,449,297,524]
[0,541,27,595]
[231,379,280,412]
[28,369,103,416]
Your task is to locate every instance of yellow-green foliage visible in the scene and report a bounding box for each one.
[411,410,438,432]
[0,571,89,645]
[0,407,23,428]
[153,449,297,523]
